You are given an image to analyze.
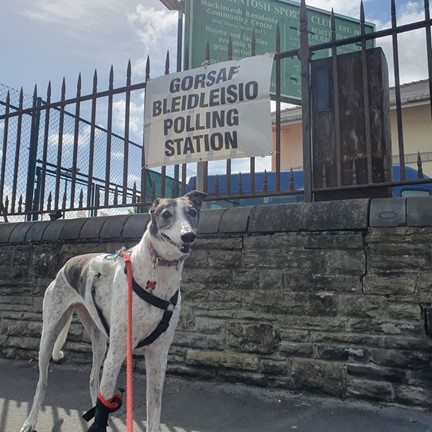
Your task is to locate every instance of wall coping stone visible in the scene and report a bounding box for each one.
[60,218,88,241]
[370,197,407,227]
[407,196,432,226]
[0,197,431,244]
[100,215,131,240]
[80,217,110,240]
[8,222,34,243]
[198,208,226,234]
[122,214,149,239]
[41,220,68,242]
[25,220,52,242]
[219,206,253,233]
[0,223,21,243]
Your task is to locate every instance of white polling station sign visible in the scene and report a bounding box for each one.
[143,54,274,167]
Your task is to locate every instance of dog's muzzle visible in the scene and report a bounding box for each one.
[162,232,197,254]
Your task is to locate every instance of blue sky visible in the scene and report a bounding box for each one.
[1,0,430,177]
[1,0,429,97]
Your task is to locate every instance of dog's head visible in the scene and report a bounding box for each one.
[148,190,207,257]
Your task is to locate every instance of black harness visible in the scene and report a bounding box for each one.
[91,274,179,349]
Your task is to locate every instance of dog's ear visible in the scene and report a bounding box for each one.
[185,190,207,208]
[149,198,161,215]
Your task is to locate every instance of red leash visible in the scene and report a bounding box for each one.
[121,251,134,432]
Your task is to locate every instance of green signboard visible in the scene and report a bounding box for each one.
[185,0,375,103]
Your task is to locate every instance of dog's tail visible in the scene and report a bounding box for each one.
[52,312,74,362]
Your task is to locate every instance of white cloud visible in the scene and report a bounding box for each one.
[22,0,122,24]
[375,2,430,84]
[127,5,178,53]
[305,0,362,17]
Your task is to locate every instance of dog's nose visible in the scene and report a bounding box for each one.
[181,232,197,243]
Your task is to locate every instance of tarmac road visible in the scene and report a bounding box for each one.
[1,358,432,432]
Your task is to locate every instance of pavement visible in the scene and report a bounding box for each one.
[1,358,432,432]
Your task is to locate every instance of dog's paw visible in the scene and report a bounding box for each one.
[51,350,65,362]
[20,422,35,432]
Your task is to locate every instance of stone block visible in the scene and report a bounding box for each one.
[363,274,417,296]
[347,378,394,401]
[186,349,258,371]
[305,199,370,231]
[9,222,34,243]
[25,221,51,242]
[208,250,242,269]
[122,214,149,239]
[100,215,130,240]
[0,223,21,243]
[198,208,226,234]
[219,206,252,233]
[347,363,408,384]
[317,345,369,362]
[249,203,309,233]
[369,198,406,227]
[290,359,345,396]
[407,197,432,226]
[80,217,109,240]
[227,322,280,354]
[42,220,67,241]
[394,384,431,406]
[279,342,314,358]
[60,218,88,241]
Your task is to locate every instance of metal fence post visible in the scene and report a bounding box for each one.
[299,0,312,202]
[25,94,42,221]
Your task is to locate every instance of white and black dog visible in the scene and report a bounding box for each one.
[20,190,207,432]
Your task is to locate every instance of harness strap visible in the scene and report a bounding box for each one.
[90,273,178,347]
[132,277,178,310]
[91,274,110,337]
[132,276,179,349]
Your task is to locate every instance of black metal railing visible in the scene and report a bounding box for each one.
[0,0,431,221]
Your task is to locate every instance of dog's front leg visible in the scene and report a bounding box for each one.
[86,337,125,432]
[144,342,171,432]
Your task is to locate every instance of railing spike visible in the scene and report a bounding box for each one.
[151,183,156,202]
[276,22,280,52]
[417,152,424,179]
[109,65,114,86]
[145,55,150,81]
[251,29,256,56]
[322,163,327,188]
[289,167,294,192]
[133,183,137,203]
[79,189,84,208]
[263,170,268,194]
[205,41,210,63]
[165,50,170,75]
[93,69,98,88]
[114,186,118,206]
[215,174,220,197]
[352,160,357,185]
[47,192,52,211]
[127,59,132,81]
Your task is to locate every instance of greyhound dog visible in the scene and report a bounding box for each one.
[20,190,207,432]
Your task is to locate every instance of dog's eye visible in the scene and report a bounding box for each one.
[189,208,197,217]
[161,210,172,219]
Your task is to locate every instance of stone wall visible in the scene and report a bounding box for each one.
[1,197,432,407]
